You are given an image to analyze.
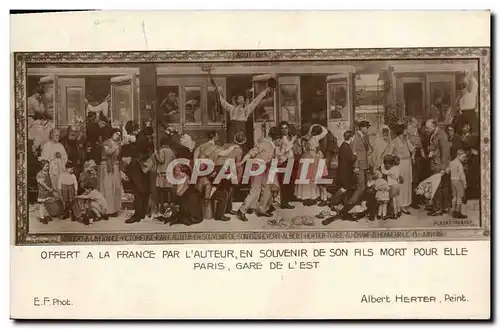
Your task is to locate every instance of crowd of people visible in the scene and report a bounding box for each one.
[320,117,480,225]
[27,71,480,228]
[30,110,480,227]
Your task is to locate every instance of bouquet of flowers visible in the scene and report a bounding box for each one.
[416,173,442,200]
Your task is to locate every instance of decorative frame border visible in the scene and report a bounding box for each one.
[13,47,491,245]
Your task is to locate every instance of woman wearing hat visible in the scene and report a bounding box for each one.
[387,122,414,214]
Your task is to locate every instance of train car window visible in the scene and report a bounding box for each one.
[184,86,202,124]
[158,86,181,125]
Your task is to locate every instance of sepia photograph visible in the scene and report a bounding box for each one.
[13,49,490,244]
[9,10,492,320]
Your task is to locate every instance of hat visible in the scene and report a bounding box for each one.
[38,157,49,166]
[267,77,277,89]
[358,120,371,128]
[233,131,247,145]
[84,160,97,171]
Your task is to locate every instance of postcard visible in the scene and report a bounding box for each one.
[10,10,491,319]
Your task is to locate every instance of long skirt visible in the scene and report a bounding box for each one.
[173,187,203,226]
[398,158,413,207]
[294,152,325,200]
[98,164,122,214]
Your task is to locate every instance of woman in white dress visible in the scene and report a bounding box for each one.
[294,124,328,206]
[387,123,414,214]
[41,128,68,189]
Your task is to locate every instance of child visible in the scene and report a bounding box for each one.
[36,159,55,224]
[447,149,468,219]
[368,170,390,220]
[382,154,401,218]
[57,161,78,219]
[155,135,176,213]
[76,177,108,225]
[78,160,98,192]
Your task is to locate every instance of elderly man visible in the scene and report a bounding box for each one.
[407,117,426,209]
[62,126,85,181]
[348,120,373,205]
[425,119,450,216]
[236,127,280,221]
[210,76,271,144]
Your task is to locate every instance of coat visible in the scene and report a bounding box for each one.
[428,128,450,173]
[352,131,373,170]
[449,135,462,160]
[336,142,357,190]
[122,140,149,194]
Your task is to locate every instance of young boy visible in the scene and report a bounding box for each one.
[447,149,468,219]
[381,155,401,219]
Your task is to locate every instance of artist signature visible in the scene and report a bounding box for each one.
[433,219,474,227]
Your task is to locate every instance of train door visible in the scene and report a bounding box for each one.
[326,73,354,143]
[110,74,138,129]
[252,74,277,142]
[278,76,301,133]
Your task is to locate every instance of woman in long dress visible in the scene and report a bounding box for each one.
[294,124,328,206]
[371,125,393,170]
[98,128,122,216]
[388,123,414,214]
[41,128,68,189]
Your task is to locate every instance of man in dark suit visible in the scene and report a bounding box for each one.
[322,130,357,225]
[348,121,373,204]
[426,119,450,216]
[122,121,150,224]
